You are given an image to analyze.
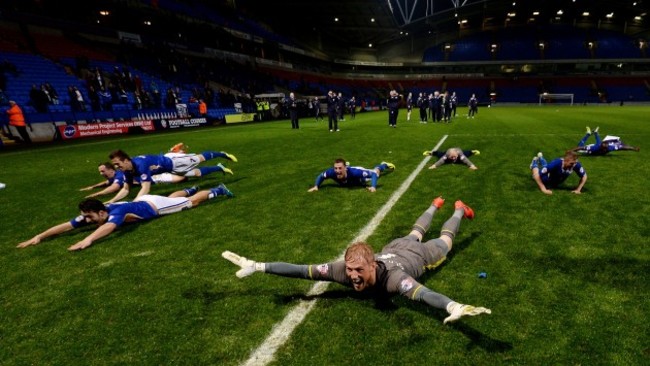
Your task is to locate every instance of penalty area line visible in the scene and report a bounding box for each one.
[239,135,449,366]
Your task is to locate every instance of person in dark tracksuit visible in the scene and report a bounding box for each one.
[387,90,400,128]
[286,92,300,129]
[442,91,453,123]
[450,91,458,118]
[417,92,428,123]
[312,97,322,121]
[348,96,356,120]
[406,92,413,121]
[432,91,442,122]
[327,90,339,132]
[337,92,346,121]
[468,94,478,118]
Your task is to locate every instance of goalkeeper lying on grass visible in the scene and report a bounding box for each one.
[223,197,491,324]
[423,147,480,170]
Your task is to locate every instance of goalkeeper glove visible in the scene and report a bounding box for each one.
[222,251,263,278]
[444,302,491,324]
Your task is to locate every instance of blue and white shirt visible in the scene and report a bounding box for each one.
[314,166,379,188]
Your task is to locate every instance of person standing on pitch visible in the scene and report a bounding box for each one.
[337,92,346,121]
[468,94,478,119]
[312,97,322,121]
[387,89,400,128]
[326,90,339,132]
[406,92,413,121]
[6,100,31,143]
[286,92,300,129]
[348,96,356,120]
[417,92,428,123]
[450,91,458,118]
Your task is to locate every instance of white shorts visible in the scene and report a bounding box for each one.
[136,194,192,215]
[151,173,176,184]
[166,153,203,175]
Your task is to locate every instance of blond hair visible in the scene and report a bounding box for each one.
[563,150,578,162]
[344,242,375,264]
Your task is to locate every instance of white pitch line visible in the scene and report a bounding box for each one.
[240,135,449,366]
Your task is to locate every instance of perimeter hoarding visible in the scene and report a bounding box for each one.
[57,117,209,140]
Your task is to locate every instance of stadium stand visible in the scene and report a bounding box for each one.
[0,1,648,133]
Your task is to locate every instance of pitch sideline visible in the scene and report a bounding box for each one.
[239,135,449,366]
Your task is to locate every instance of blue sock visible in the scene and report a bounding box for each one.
[593,132,601,145]
[199,165,223,176]
[209,187,224,198]
[183,186,198,196]
[539,157,547,167]
[201,151,226,160]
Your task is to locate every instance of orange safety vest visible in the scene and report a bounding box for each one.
[7,104,26,127]
[199,101,207,115]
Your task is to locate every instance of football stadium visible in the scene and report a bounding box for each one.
[0,1,648,365]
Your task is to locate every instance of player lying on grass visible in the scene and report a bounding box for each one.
[529,150,587,195]
[223,197,491,324]
[308,158,395,193]
[17,184,233,251]
[79,161,198,199]
[424,147,480,170]
[107,148,236,203]
[572,126,640,156]
[80,143,236,199]
[79,162,129,198]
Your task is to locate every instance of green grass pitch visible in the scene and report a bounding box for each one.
[0,105,648,365]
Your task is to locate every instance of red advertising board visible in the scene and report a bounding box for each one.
[58,120,155,139]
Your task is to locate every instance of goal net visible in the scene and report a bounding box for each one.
[539,93,574,105]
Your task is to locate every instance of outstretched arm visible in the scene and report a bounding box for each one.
[85,182,121,198]
[80,180,109,191]
[428,156,446,169]
[617,144,640,152]
[106,184,130,204]
[222,251,310,278]
[406,279,491,323]
[222,251,346,285]
[308,173,326,192]
[17,222,75,248]
[68,222,118,251]
[459,155,477,170]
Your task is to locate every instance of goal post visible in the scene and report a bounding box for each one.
[539,93,574,106]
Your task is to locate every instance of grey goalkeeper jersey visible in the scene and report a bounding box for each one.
[433,147,474,168]
[308,236,448,299]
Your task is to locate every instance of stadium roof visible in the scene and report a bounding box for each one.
[235,0,649,52]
